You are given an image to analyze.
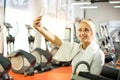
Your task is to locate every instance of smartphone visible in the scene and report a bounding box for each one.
[40,7,46,16]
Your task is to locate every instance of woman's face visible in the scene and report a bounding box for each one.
[77,22,93,43]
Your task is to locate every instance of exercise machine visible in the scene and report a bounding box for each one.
[98,24,116,66]
[0,55,12,80]
[31,38,71,73]
[110,28,120,63]
[25,24,35,52]
[4,23,15,55]
[8,49,36,76]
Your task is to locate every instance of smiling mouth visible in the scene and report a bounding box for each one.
[80,36,86,39]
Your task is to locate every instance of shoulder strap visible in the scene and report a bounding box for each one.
[73,61,90,74]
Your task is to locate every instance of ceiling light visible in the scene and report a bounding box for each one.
[114,6,120,8]
[109,0,120,4]
[80,6,98,9]
[71,1,91,5]
[72,2,91,5]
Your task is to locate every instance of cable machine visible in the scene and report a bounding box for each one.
[110,28,120,65]
[97,24,116,67]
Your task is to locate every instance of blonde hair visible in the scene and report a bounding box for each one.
[79,20,97,42]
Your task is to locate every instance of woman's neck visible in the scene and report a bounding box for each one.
[82,42,91,50]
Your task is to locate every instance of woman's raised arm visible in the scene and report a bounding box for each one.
[33,16,62,47]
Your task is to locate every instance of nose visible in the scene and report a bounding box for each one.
[80,31,85,35]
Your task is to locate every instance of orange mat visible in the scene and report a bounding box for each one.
[9,66,72,80]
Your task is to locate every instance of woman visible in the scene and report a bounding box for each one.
[33,16,105,77]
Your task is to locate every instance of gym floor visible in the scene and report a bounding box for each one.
[8,62,120,80]
[9,66,72,80]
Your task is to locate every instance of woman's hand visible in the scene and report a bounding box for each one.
[33,16,42,30]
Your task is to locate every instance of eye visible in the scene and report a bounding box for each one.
[84,28,89,32]
[78,29,82,32]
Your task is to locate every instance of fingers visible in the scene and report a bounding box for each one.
[33,16,42,29]
[34,16,42,21]
[33,21,41,28]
